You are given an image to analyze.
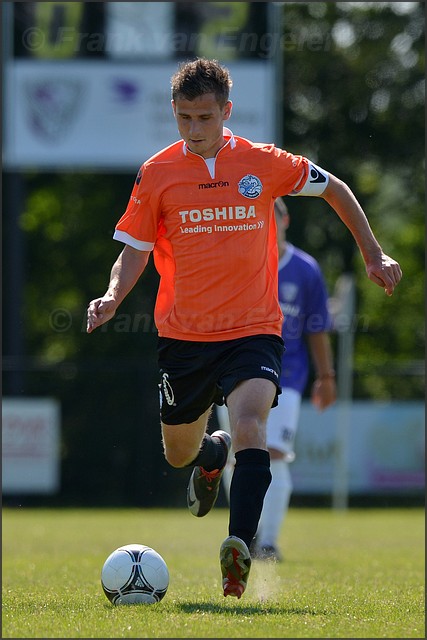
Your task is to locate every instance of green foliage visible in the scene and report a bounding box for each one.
[353,165,424,399]
[278,2,424,398]
[2,507,425,638]
[16,172,155,363]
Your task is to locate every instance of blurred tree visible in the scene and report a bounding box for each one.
[277,1,424,399]
[16,171,159,364]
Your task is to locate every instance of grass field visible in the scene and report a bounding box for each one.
[2,506,424,638]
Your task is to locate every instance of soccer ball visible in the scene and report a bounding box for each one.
[101,543,169,605]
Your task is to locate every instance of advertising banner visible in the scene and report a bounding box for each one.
[2,398,61,494]
[4,60,274,170]
[291,401,425,494]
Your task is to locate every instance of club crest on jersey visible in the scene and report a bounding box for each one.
[238,174,263,199]
[280,282,298,302]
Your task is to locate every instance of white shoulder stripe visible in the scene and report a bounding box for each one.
[113,230,154,252]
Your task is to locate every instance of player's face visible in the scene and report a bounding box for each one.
[172,93,232,159]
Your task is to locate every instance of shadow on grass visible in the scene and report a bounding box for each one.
[177,601,330,616]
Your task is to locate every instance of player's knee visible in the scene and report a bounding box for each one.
[232,415,265,450]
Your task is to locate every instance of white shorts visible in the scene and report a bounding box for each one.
[265,387,301,461]
[215,386,301,463]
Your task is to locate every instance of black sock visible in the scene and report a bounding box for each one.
[228,448,271,549]
[186,434,227,472]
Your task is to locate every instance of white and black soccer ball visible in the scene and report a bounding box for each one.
[101,543,169,605]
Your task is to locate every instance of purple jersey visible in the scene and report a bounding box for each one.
[278,243,332,393]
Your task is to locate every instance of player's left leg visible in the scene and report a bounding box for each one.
[219,377,276,597]
[226,378,275,545]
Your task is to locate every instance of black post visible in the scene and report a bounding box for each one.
[3,171,26,395]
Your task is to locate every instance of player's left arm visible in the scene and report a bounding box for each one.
[320,174,402,296]
[290,161,402,296]
[307,332,337,411]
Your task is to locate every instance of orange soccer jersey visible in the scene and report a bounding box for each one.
[114,129,312,342]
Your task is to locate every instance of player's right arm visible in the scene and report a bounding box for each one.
[86,245,150,333]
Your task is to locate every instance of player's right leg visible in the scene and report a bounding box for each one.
[161,411,232,517]
[158,337,232,517]
[161,409,212,468]
[186,429,231,517]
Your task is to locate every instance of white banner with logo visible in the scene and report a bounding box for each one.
[2,398,61,494]
[4,60,274,169]
[291,401,425,494]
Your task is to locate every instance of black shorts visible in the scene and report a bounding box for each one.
[158,334,284,425]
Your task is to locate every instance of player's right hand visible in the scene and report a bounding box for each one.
[86,296,117,333]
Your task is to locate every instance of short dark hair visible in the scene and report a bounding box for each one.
[171,58,233,107]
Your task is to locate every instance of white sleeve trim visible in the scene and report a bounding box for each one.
[290,161,329,196]
[113,230,154,252]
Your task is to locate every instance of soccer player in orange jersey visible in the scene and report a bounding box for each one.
[87,58,402,599]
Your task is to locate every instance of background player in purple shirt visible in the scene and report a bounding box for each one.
[218,196,337,561]
[253,196,337,560]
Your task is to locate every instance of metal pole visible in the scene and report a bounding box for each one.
[3,4,26,394]
[268,2,284,146]
[3,172,26,394]
[331,274,355,510]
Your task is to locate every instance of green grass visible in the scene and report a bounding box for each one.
[2,507,425,638]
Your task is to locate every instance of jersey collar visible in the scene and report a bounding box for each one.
[182,127,236,156]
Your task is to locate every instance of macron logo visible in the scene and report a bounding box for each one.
[198,180,229,189]
[261,366,278,378]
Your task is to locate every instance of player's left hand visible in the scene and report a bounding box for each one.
[311,378,337,411]
[366,253,402,296]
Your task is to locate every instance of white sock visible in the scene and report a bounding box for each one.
[216,404,234,502]
[257,459,292,548]
[221,457,234,503]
